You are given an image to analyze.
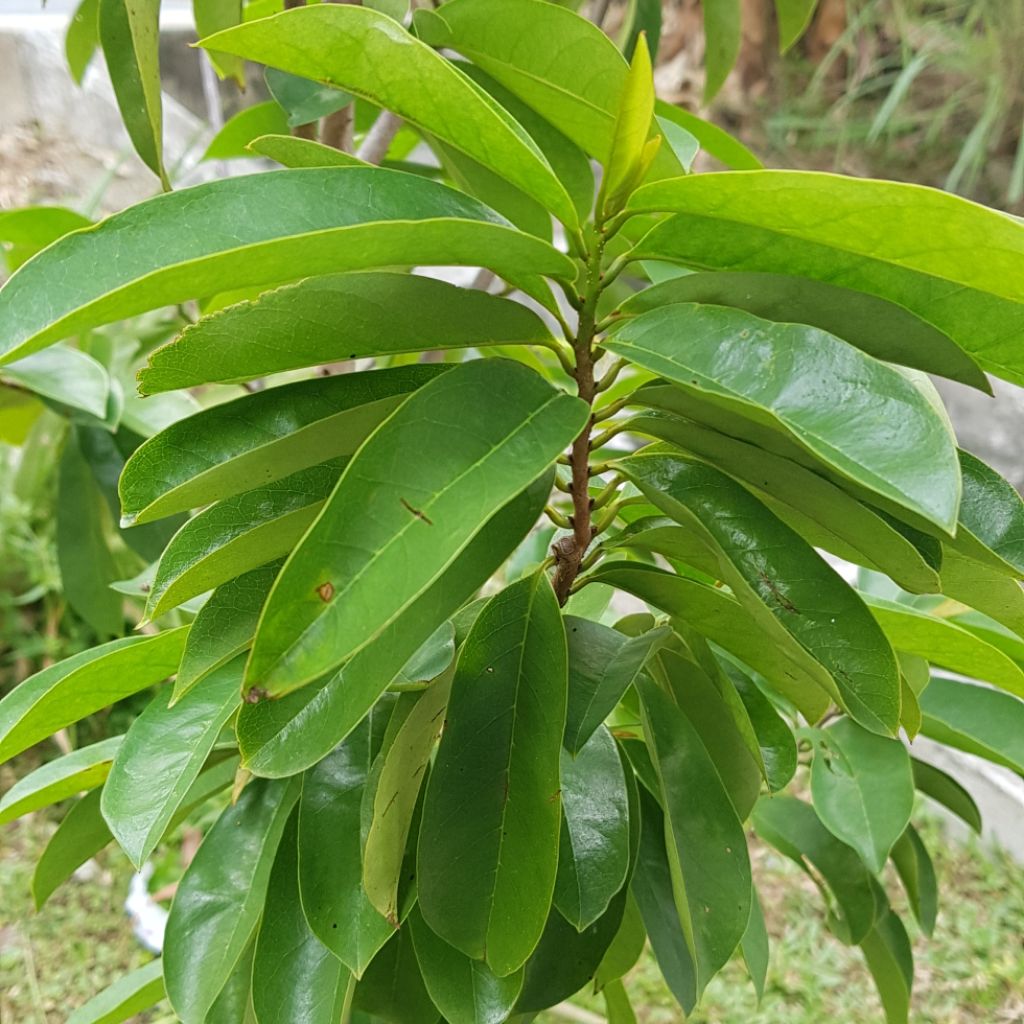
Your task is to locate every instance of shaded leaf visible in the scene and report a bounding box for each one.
[352,926,439,1024]
[891,825,938,936]
[910,758,982,833]
[859,910,913,1024]
[203,101,289,160]
[66,959,164,1024]
[264,67,352,128]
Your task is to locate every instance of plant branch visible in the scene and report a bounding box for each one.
[357,110,404,164]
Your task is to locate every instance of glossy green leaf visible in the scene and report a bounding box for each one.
[364,674,452,923]
[0,736,120,826]
[865,595,1024,697]
[253,814,351,1024]
[352,926,439,1024]
[752,795,883,945]
[810,718,914,873]
[621,449,901,734]
[920,675,1024,773]
[247,133,365,168]
[101,659,242,868]
[938,546,1024,638]
[954,450,1024,577]
[66,958,164,1024]
[628,170,1024,387]
[65,0,100,85]
[418,572,567,975]
[410,908,522,1024]
[637,674,751,994]
[911,758,981,833]
[264,67,352,128]
[555,726,630,930]
[139,274,552,394]
[0,168,573,365]
[31,789,111,909]
[122,366,443,523]
[194,0,244,84]
[2,346,109,418]
[98,0,168,188]
[653,100,762,171]
[203,101,289,160]
[0,629,187,763]
[299,707,397,976]
[618,271,989,392]
[610,304,962,535]
[702,0,740,101]
[623,413,943,594]
[774,0,818,51]
[891,825,938,936]
[726,665,797,792]
[587,562,831,722]
[246,360,586,697]
[203,5,578,227]
[859,910,913,1024]
[145,460,343,621]
[206,941,255,1024]
[563,616,668,754]
[164,777,298,1024]
[237,474,549,778]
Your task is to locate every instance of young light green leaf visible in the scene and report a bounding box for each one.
[702,0,741,101]
[122,365,444,523]
[203,101,289,161]
[859,910,914,1024]
[0,167,574,365]
[610,304,962,536]
[0,629,187,763]
[201,5,578,227]
[145,460,344,621]
[193,0,244,84]
[628,171,1024,387]
[139,273,552,394]
[654,100,762,170]
[98,0,168,189]
[247,133,366,168]
[891,825,938,936]
[920,675,1024,773]
[810,718,914,873]
[164,777,298,1024]
[618,271,990,392]
[938,546,1024,638]
[418,572,567,976]
[246,360,586,698]
[655,117,699,173]
[555,726,631,930]
[911,758,982,833]
[299,706,398,976]
[0,736,121,826]
[774,0,818,51]
[620,449,902,734]
[253,813,351,1024]
[563,616,668,754]
[66,958,164,1024]
[409,907,523,1024]
[237,474,550,778]
[65,0,100,85]
[101,659,242,868]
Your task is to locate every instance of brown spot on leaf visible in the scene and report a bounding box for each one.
[244,686,269,704]
[400,497,433,525]
[317,581,334,602]
[758,570,799,614]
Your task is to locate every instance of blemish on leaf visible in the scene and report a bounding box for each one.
[317,581,334,602]
[757,570,799,614]
[400,497,433,524]
[244,686,269,704]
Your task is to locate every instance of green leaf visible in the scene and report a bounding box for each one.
[65,0,100,85]
[619,0,662,61]
[66,959,164,1024]
[206,941,255,1024]
[655,117,699,173]
[0,206,93,271]
[810,718,914,873]
[555,726,631,930]
[299,706,398,976]
[752,795,883,945]
[891,825,938,936]
[610,304,962,536]
[352,926,439,1024]
[101,659,242,868]
[741,885,769,1002]
[859,910,913,1024]
[955,450,1024,577]
[237,474,549,778]
[139,274,553,395]
[0,168,574,365]
[587,562,831,722]
[774,0,818,51]
[2,346,110,419]
[622,413,943,594]
[594,890,646,991]
[911,758,982,833]
[98,0,168,189]
[193,0,244,84]
[938,546,1024,638]
[620,449,902,734]
[264,67,352,128]
[0,736,121,826]
[203,101,289,160]
[164,777,299,1024]
[865,595,1024,697]
[409,907,523,1024]
[203,5,578,227]
[253,813,351,1024]
[145,460,343,621]
[653,100,762,170]
[637,674,751,995]
[364,674,452,923]
[0,629,187,763]
[920,675,1024,773]
[247,133,366,168]
[418,572,567,976]
[246,360,586,697]
[726,665,797,793]
[628,171,1024,387]
[563,616,668,754]
[702,0,741,101]
[618,271,990,392]
[122,366,443,524]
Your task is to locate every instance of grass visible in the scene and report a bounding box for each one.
[3,805,1022,1024]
